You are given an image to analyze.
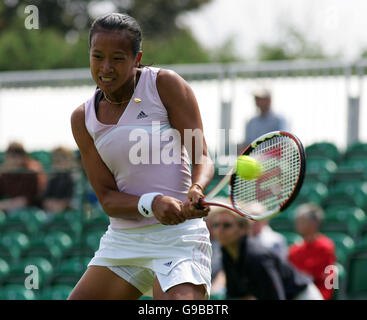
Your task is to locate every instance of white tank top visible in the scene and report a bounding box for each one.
[84,67,192,229]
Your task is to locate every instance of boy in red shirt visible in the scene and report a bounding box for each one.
[289,203,336,300]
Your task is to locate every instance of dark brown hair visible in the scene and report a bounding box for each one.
[6,142,27,157]
[89,13,142,61]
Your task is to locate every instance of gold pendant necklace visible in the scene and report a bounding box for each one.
[103,73,137,105]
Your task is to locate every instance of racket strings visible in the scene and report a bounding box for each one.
[232,136,301,217]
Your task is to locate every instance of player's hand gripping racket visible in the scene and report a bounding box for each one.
[197,131,306,221]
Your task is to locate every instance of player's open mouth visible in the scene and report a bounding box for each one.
[99,76,115,83]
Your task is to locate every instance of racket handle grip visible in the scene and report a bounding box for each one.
[196,198,206,210]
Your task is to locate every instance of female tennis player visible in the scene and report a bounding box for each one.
[68,13,214,300]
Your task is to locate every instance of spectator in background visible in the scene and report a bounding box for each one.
[0,142,47,212]
[204,199,226,296]
[211,203,323,300]
[250,219,288,261]
[42,147,75,214]
[289,203,336,300]
[239,87,288,151]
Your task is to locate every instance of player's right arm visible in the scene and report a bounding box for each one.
[70,104,185,224]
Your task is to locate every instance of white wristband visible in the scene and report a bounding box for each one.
[138,192,163,218]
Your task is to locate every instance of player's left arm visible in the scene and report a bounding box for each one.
[156,69,215,218]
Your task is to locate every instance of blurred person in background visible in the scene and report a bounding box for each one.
[239,87,288,151]
[204,199,226,296]
[0,142,47,213]
[288,203,336,300]
[250,219,288,261]
[211,202,323,300]
[42,146,75,214]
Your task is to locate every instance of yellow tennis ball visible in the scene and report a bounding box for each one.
[236,155,263,180]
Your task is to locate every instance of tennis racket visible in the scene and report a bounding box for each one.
[198,131,306,221]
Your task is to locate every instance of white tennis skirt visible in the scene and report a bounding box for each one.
[88,218,212,297]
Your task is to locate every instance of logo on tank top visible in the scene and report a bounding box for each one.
[137,111,148,119]
[163,261,173,267]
